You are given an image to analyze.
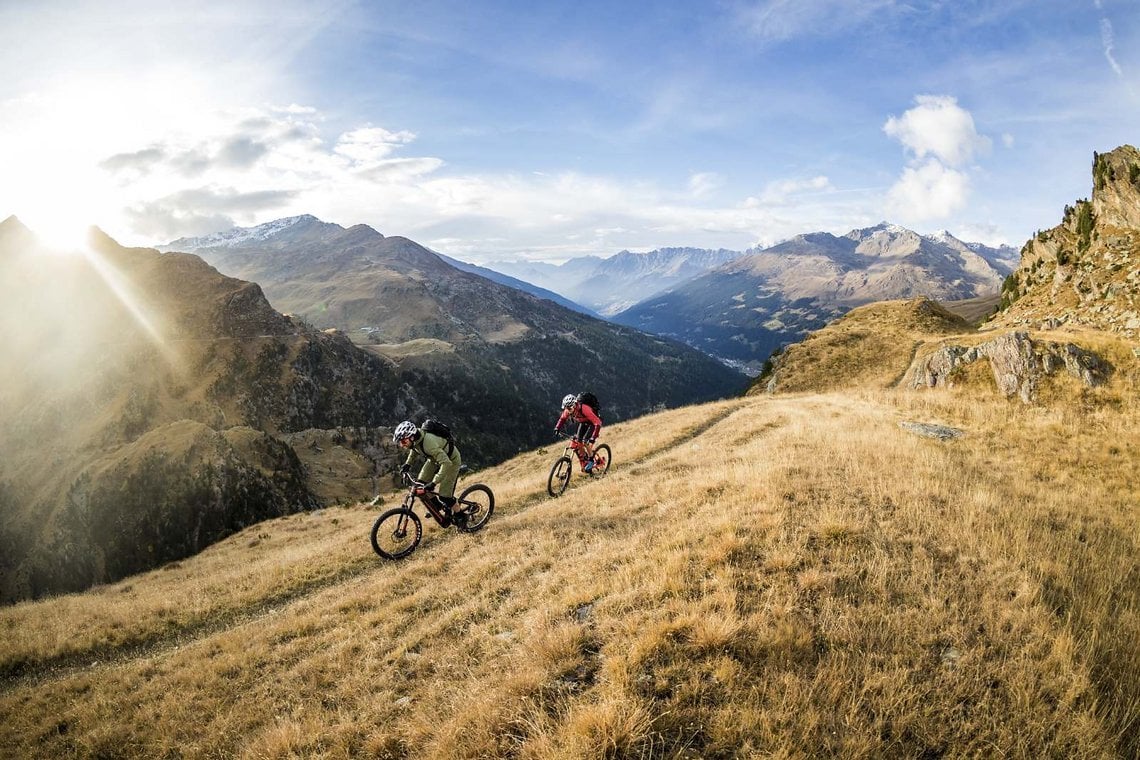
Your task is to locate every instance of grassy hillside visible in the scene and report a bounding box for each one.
[753,298,975,394]
[3,379,1139,757]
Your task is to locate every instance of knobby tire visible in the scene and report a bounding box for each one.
[548,456,572,497]
[455,483,494,533]
[592,444,612,477]
[371,508,422,559]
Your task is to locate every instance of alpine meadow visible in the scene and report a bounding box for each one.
[4,2,1140,758]
[2,382,1139,757]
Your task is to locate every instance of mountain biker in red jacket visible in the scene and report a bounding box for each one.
[554,394,602,471]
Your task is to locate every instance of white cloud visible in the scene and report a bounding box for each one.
[883,95,991,167]
[4,92,882,260]
[881,95,990,224]
[334,127,417,164]
[750,175,832,205]
[687,172,723,198]
[885,159,969,221]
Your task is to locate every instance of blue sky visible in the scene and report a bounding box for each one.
[1,0,1136,262]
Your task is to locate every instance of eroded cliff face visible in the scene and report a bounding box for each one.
[990,145,1140,337]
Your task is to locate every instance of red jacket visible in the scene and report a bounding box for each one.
[556,403,602,437]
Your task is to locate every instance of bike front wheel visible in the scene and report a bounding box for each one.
[591,444,612,477]
[371,508,422,559]
[548,456,572,497]
[455,483,494,533]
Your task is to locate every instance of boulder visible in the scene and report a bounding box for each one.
[904,331,1111,402]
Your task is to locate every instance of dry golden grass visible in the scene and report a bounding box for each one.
[757,298,975,395]
[3,378,1140,758]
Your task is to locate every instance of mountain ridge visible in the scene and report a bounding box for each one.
[610,223,1017,374]
[159,215,747,456]
[987,144,1140,337]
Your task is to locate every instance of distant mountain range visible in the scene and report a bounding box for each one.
[486,247,744,316]
[161,216,747,458]
[608,224,1018,374]
[436,253,600,318]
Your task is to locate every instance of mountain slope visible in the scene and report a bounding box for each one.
[162,216,747,460]
[3,386,1138,757]
[0,218,424,602]
[612,224,1016,374]
[751,297,975,394]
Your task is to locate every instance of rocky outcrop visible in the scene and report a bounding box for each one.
[904,331,1111,402]
[990,145,1140,337]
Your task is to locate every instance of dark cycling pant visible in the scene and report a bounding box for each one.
[575,422,599,441]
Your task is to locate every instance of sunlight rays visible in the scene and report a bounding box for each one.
[76,241,177,365]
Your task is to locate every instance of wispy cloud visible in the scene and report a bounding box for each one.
[1098,14,1124,78]
[734,0,901,42]
[688,172,724,198]
[749,176,833,205]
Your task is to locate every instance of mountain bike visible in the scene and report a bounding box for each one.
[370,468,494,560]
[547,432,611,497]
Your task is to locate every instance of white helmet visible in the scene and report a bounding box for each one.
[393,420,418,443]
[561,394,577,409]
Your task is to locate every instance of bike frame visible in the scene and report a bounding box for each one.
[557,432,595,463]
[402,473,451,526]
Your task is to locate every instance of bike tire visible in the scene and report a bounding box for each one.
[592,444,612,477]
[370,508,422,559]
[547,456,572,497]
[455,483,494,533]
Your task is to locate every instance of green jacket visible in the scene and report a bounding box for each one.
[404,430,461,491]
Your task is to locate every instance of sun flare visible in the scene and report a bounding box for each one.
[24,214,94,255]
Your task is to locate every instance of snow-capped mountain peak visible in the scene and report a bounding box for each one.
[163,215,329,250]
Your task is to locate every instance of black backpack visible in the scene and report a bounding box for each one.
[420,418,456,443]
[576,392,600,415]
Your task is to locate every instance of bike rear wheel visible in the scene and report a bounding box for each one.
[591,444,612,477]
[455,483,494,533]
[547,456,572,497]
[371,508,422,559]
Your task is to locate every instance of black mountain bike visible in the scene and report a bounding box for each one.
[371,468,494,560]
[547,432,611,497]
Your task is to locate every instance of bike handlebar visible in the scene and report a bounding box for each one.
[401,472,431,489]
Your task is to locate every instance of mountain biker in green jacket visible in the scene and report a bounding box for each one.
[393,420,463,523]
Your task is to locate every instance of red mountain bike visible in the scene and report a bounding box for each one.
[371,468,494,560]
[547,432,611,497]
